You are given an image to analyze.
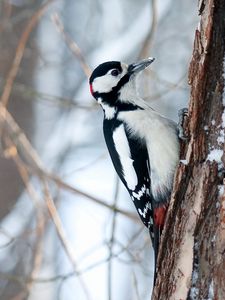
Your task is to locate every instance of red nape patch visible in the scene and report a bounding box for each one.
[89,84,94,95]
[154,205,168,227]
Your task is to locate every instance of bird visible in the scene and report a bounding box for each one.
[89,57,184,281]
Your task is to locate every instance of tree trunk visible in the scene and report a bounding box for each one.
[152,1,225,299]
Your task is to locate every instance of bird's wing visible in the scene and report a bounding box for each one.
[108,123,154,230]
[104,120,164,261]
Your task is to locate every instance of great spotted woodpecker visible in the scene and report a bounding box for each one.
[89,58,182,278]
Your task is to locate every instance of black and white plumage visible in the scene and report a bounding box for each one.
[89,58,180,277]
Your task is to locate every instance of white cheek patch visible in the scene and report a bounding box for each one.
[113,125,138,190]
[92,66,128,94]
[92,75,118,94]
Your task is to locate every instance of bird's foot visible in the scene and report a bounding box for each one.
[178,108,188,140]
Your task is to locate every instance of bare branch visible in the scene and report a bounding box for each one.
[4,138,45,300]
[51,13,92,78]
[139,0,157,59]
[48,173,138,221]
[107,177,119,300]
[0,104,137,221]
[3,135,92,300]
[0,0,55,108]
[43,182,92,300]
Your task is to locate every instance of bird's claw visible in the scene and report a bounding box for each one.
[178,108,188,140]
[178,108,188,118]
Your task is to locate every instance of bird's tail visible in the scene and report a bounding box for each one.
[152,205,168,284]
[152,225,162,284]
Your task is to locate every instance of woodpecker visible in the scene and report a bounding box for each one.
[89,58,182,278]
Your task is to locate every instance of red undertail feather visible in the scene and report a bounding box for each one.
[154,205,168,228]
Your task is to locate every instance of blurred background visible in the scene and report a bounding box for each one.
[0,1,198,299]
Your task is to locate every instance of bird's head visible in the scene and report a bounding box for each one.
[89,58,155,106]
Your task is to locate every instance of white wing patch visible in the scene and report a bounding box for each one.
[92,74,116,93]
[113,125,138,190]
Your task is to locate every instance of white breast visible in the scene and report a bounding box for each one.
[118,108,179,201]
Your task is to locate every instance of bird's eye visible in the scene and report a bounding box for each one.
[111,69,120,76]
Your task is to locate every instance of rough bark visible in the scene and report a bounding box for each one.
[152,1,225,299]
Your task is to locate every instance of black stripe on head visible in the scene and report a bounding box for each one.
[89,61,122,84]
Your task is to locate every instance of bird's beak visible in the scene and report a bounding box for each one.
[128,57,155,75]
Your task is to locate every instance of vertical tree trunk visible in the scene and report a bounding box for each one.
[152,1,225,299]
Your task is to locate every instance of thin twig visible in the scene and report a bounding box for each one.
[133,271,141,300]
[2,137,91,300]
[107,177,119,300]
[0,0,54,107]
[139,0,157,59]
[48,173,138,221]
[0,103,45,170]
[4,136,91,300]
[0,80,96,109]
[0,227,145,285]
[51,13,92,78]
[4,138,45,300]
[0,228,16,249]
[43,181,92,300]
[0,104,137,221]
[144,72,187,102]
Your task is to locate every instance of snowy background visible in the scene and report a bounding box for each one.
[0,1,198,299]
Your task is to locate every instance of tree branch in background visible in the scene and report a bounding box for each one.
[138,0,157,59]
[0,0,54,108]
[153,1,225,299]
[4,138,46,300]
[51,13,92,78]
[43,182,91,300]
[107,177,119,300]
[0,103,138,221]
[3,136,92,300]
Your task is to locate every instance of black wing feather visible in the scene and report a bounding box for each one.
[103,118,154,241]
